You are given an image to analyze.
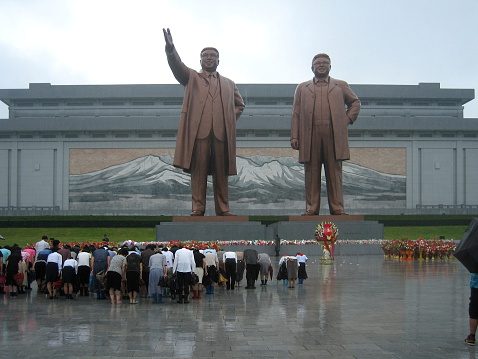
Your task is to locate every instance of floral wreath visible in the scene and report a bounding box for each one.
[314,222,338,242]
[315,221,338,259]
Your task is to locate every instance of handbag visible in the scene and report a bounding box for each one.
[13,273,25,286]
[53,279,63,289]
[27,269,37,284]
[218,273,228,286]
[158,276,169,288]
[95,270,107,286]
[202,274,213,286]
[0,273,6,285]
[190,273,199,285]
[169,275,178,294]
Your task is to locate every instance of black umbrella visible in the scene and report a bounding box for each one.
[454,217,478,273]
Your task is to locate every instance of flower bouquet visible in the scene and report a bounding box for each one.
[315,222,338,262]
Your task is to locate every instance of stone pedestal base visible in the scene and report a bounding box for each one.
[155,216,384,244]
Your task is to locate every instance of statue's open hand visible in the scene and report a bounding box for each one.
[163,28,174,52]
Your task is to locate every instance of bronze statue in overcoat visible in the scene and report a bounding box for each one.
[291,53,360,215]
[163,29,245,216]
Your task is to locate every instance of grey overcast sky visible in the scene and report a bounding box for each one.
[1,0,477,118]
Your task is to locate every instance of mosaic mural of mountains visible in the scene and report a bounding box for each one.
[69,155,405,206]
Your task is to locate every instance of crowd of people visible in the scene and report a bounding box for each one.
[0,236,308,304]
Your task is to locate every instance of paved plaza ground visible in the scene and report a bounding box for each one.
[0,254,475,358]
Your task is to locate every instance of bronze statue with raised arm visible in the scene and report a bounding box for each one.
[163,28,245,216]
[291,53,361,215]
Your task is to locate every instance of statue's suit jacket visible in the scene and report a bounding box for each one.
[291,77,360,162]
[166,47,245,175]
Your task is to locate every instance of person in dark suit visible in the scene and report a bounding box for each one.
[291,53,361,215]
[243,248,258,289]
[163,28,245,216]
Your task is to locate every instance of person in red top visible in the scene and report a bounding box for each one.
[57,244,71,264]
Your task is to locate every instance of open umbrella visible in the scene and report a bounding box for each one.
[454,217,478,273]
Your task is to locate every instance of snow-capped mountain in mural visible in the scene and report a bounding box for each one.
[69,155,405,206]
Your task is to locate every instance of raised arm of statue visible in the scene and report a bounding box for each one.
[163,28,174,53]
[163,28,190,86]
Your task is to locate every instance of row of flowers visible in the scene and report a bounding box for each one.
[28,238,430,252]
[125,239,390,247]
[380,238,457,260]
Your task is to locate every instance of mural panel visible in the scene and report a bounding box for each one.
[69,148,406,212]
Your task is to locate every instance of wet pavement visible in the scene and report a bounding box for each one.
[0,255,474,358]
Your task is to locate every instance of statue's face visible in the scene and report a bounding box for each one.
[312,57,331,78]
[200,50,219,72]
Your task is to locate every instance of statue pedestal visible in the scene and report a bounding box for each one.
[156,216,265,242]
[172,216,249,223]
[288,215,364,222]
[271,217,383,241]
[155,215,384,244]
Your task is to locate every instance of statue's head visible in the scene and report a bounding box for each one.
[311,53,331,78]
[200,47,220,72]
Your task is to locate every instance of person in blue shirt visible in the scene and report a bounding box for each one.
[35,247,52,293]
[465,273,478,346]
